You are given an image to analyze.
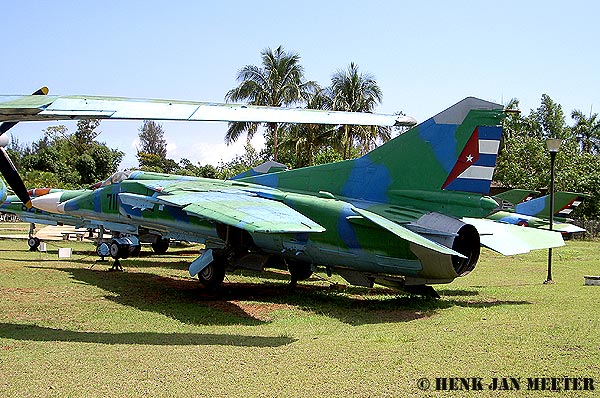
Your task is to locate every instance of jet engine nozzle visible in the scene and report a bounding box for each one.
[408,212,480,279]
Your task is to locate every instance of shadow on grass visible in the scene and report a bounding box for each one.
[28,266,533,327]
[437,288,480,297]
[53,266,269,327]
[0,322,295,347]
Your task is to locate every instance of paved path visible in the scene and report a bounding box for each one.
[0,225,91,241]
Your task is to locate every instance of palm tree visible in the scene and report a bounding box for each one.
[571,109,600,154]
[225,46,314,161]
[330,62,389,158]
[278,85,335,167]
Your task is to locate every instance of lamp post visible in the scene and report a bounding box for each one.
[544,138,562,284]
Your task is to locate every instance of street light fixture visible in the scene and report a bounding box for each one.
[544,138,562,284]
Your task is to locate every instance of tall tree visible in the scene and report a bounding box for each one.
[137,120,167,158]
[137,120,170,171]
[225,46,314,160]
[73,119,101,154]
[278,85,335,167]
[330,62,388,158]
[531,94,568,139]
[570,109,600,154]
[16,121,123,187]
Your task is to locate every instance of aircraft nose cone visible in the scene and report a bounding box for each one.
[31,192,65,214]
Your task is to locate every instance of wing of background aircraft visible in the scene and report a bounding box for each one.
[0,88,416,212]
[0,93,416,126]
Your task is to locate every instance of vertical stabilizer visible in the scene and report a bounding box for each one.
[240,97,504,202]
[515,192,586,219]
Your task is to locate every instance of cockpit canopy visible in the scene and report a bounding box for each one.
[89,170,134,189]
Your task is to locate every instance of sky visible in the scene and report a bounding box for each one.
[3,1,599,169]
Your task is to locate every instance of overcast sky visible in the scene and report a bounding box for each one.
[3,1,598,168]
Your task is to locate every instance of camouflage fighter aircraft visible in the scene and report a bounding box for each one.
[0,89,414,256]
[0,172,207,254]
[22,96,565,296]
[493,189,539,207]
[0,188,91,250]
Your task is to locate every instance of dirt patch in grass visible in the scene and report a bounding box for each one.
[206,300,293,321]
[1,287,47,303]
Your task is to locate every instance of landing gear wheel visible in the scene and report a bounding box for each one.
[198,263,226,289]
[131,245,141,257]
[287,260,313,287]
[97,242,110,257]
[151,238,170,254]
[110,241,129,259]
[28,237,41,251]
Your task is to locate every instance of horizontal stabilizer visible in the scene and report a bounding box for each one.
[463,217,564,255]
[352,207,466,258]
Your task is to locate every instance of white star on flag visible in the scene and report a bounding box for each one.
[466,154,474,162]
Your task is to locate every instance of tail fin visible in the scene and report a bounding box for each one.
[240,97,504,201]
[515,192,587,219]
[494,189,539,206]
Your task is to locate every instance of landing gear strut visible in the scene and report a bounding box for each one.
[105,235,140,272]
[27,223,40,251]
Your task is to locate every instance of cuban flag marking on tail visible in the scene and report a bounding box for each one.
[442,125,502,194]
[556,197,583,218]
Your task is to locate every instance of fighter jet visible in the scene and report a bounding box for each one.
[11,94,564,296]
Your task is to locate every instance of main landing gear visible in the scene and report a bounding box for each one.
[27,223,40,251]
[286,259,313,288]
[197,262,226,289]
[100,235,140,271]
[27,236,41,251]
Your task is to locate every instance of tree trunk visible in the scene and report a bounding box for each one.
[271,122,278,161]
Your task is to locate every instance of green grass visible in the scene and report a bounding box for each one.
[0,231,599,397]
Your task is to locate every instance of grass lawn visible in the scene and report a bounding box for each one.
[0,227,599,397]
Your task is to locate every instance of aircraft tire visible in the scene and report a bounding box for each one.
[287,260,313,282]
[198,263,226,289]
[110,241,130,260]
[97,242,110,257]
[131,245,142,257]
[151,237,170,254]
[28,237,41,251]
